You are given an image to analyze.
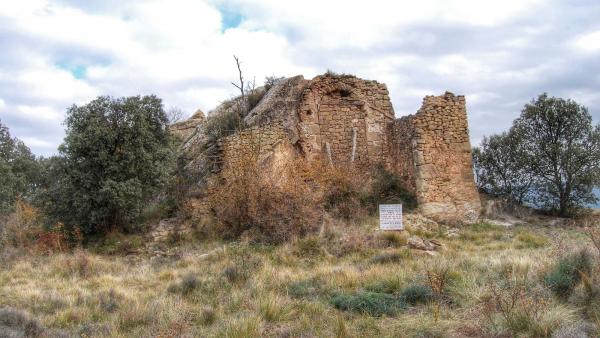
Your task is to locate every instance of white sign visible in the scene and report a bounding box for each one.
[379,204,403,230]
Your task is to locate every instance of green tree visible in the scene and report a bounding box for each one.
[472,132,534,204]
[512,94,600,216]
[40,96,175,234]
[475,94,600,217]
[0,120,39,214]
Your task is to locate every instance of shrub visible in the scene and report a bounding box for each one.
[400,284,435,306]
[365,165,417,212]
[295,236,323,257]
[0,198,44,248]
[198,306,216,326]
[168,273,200,295]
[98,289,121,313]
[223,266,244,284]
[0,307,44,338]
[481,280,547,336]
[544,250,593,299]
[209,154,322,244]
[319,165,365,220]
[0,120,40,215]
[330,291,406,317]
[36,95,176,235]
[378,231,408,247]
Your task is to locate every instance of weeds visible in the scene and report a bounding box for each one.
[331,291,407,317]
[544,249,593,299]
[167,273,200,295]
[400,284,435,306]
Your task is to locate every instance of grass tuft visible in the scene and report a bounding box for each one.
[331,291,407,317]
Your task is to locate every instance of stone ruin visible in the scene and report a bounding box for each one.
[171,73,481,223]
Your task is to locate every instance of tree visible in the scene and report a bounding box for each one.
[472,132,534,204]
[475,94,600,217]
[0,120,39,214]
[40,96,175,234]
[512,94,600,216]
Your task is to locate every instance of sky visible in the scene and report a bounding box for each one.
[0,0,599,156]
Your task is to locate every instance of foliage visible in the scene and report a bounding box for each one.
[331,291,407,316]
[544,249,593,299]
[167,273,200,295]
[400,284,435,305]
[366,165,417,211]
[0,120,40,214]
[474,93,600,217]
[209,154,322,244]
[36,96,176,235]
[264,76,285,91]
[472,132,533,204]
[481,278,550,337]
[322,168,365,220]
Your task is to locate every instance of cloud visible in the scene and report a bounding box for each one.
[0,0,599,155]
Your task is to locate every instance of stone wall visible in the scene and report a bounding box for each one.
[184,74,481,223]
[221,122,291,173]
[297,75,395,168]
[405,92,481,222]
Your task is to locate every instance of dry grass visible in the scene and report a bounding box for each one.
[0,218,598,337]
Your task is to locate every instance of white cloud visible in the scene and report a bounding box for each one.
[574,30,600,52]
[0,0,598,156]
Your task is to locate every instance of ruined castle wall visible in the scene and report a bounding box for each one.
[387,116,417,193]
[195,74,481,223]
[220,122,291,173]
[297,75,394,168]
[411,93,481,222]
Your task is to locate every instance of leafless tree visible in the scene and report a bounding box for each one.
[166,107,184,124]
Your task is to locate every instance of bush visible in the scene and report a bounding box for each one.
[0,120,40,215]
[544,250,593,299]
[168,273,200,295]
[37,95,176,235]
[0,307,44,337]
[330,291,406,316]
[365,165,417,212]
[319,165,365,220]
[209,154,322,244]
[400,284,435,306]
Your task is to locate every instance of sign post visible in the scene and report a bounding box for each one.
[379,204,403,230]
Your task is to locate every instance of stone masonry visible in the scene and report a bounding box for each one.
[179,73,481,223]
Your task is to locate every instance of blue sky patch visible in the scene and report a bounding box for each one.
[219,7,243,31]
[57,62,87,79]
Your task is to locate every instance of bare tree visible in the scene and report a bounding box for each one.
[166,107,185,124]
[231,55,246,118]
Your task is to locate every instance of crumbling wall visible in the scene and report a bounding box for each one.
[220,122,291,174]
[183,74,481,223]
[410,92,481,222]
[387,116,417,193]
[297,75,394,168]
